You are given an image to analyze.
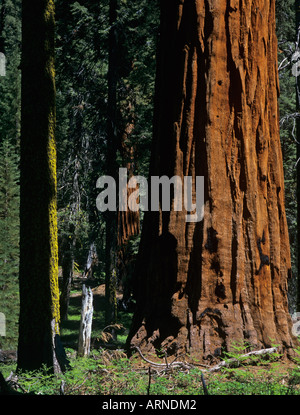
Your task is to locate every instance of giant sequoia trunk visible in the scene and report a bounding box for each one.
[128,0,297,360]
[18,0,62,372]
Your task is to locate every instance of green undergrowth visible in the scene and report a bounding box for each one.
[2,284,300,395]
[2,346,300,395]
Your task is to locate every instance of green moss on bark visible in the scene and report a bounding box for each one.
[17,0,61,371]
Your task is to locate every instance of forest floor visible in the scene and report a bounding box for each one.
[1,278,300,396]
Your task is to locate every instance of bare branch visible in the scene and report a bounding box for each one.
[132,346,191,370]
[208,347,278,372]
[133,346,279,373]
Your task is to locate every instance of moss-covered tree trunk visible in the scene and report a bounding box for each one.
[128,0,297,361]
[17,0,61,372]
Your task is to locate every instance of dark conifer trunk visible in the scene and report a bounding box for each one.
[60,227,75,321]
[296,1,300,312]
[105,0,118,328]
[18,0,61,372]
[128,0,296,361]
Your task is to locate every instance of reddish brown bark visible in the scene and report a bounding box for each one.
[118,121,140,247]
[127,0,297,361]
[117,111,140,303]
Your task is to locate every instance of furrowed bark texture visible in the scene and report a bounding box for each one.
[117,134,140,303]
[117,137,140,247]
[128,0,297,360]
[18,0,61,371]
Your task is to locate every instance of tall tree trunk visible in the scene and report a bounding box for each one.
[296,1,300,312]
[128,0,296,361]
[60,226,75,321]
[18,0,62,372]
[118,131,140,248]
[117,110,140,305]
[105,0,118,329]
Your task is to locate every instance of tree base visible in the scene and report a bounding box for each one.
[128,300,298,362]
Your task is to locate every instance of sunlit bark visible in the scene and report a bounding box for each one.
[128,0,297,360]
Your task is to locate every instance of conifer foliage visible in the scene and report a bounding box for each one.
[0,0,21,350]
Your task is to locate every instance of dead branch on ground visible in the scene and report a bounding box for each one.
[133,346,279,373]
